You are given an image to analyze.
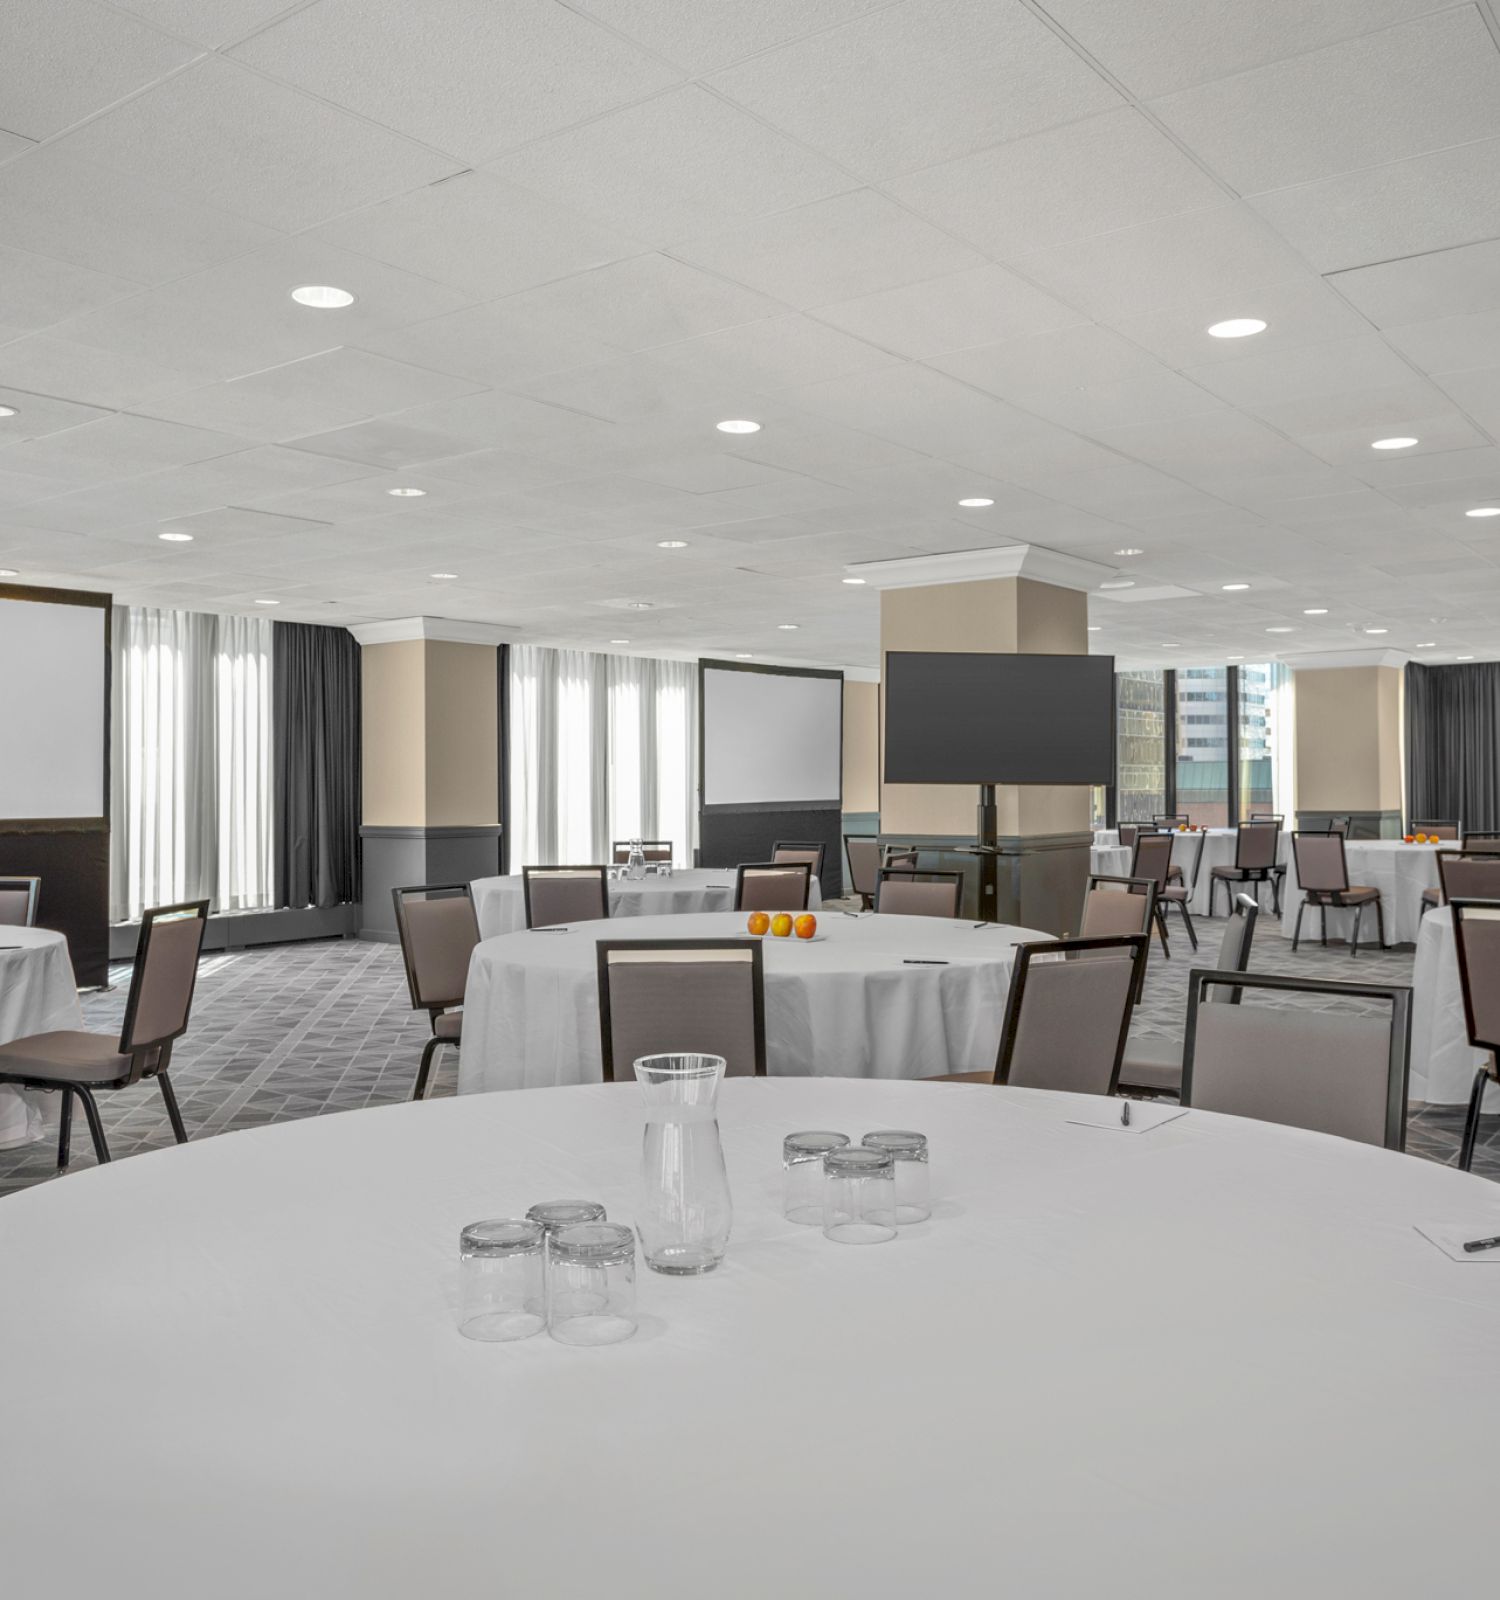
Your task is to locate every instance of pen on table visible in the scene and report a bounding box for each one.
[903,957,948,965]
[1120,1101,1131,1127]
[1462,1234,1500,1253]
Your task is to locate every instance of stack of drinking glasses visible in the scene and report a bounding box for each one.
[783,1129,931,1245]
[458,1197,637,1346]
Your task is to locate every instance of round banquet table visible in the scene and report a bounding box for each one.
[470,868,822,939]
[1279,840,1441,946]
[1089,828,1280,918]
[0,926,83,1148]
[458,911,1047,1092]
[1410,906,1495,1109]
[2,1077,1497,1598]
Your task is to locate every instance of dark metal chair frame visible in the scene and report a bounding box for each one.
[844,833,880,910]
[1180,968,1411,1152]
[611,840,674,864]
[1450,898,1500,1169]
[0,899,209,1170]
[1208,820,1282,917]
[0,875,41,926]
[1289,831,1387,954]
[391,882,479,1101]
[596,938,767,1083]
[733,861,811,912]
[874,867,963,917]
[771,840,827,883]
[1082,874,1158,1003]
[1129,832,1177,956]
[521,865,610,929]
[1161,830,1205,951]
[1152,814,1189,828]
[1462,831,1500,853]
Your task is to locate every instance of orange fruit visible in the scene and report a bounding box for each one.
[747,911,770,936]
[770,912,793,938]
[1403,835,1415,844]
[794,913,817,940]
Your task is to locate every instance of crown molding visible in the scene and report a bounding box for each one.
[1277,648,1408,671]
[843,665,880,684]
[845,543,1115,593]
[346,616,518,647]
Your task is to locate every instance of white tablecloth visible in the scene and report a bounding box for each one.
[459,910,1047,1091]
[0,927,83,1147]
[2,1077,1498,1598]
[471,869,822,939]
[1089,829,1279,917]
[1410,905,1495,1109]
[1280,841,1441,946]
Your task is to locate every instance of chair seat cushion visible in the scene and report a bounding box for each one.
[1116,1034,1183,1094]
[0,1030,130,1085]
[1160,884,1189,902]
[1421,888,1439,906]
[434,1010,462,1040]
[1308,886,1380,904]
[1166,865,1183,882]
[927,1070,994,1083]
[1209,865,1253,878]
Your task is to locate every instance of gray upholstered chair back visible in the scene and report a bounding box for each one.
[1152,814,1188,828]
[1328,816,1351,836]
[1130,830,1175,892]
[1235,821,1279,870]
[1212,895,1260,987]
[0,876,40,927]
[523,867,609,928]
[1437,853,1500,905]
[1292,831,1349,894]
[597,941,765,1081]
[883,847,919,871]
[845,836,880,899]
[1182,971,1410,1149]
[393,884,479,1011]
[1079,877,1154,938]
[612,841,673,863]
[735,863,810,913]
[875,870,962,918]
[1452,901,1500,1055]
[120,901,210,1057]
[772,843,824,883]
[1411,819,1460,840]
[1462,832,1500,854]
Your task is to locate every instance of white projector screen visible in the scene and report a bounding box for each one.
[0,596,107,820]
[702,664,842,807]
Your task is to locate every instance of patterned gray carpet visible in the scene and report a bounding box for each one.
[0,909,1491,1197]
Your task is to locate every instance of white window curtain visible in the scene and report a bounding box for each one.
[110,606,274,922]
[508,645,697,869]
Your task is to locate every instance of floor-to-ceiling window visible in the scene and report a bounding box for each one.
[1115,670,1167,821]
[1237,661,1291,820]
[1175,665,1230,827]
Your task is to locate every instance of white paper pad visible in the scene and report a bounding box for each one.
[1065,1102,1189,1134]
[1413,1223,1500,1262]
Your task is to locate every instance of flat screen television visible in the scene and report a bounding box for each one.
[883,651,1115,786]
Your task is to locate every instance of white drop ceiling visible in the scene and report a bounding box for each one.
[2,0,1500,670]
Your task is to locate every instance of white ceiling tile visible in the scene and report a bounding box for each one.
[0,242,140,343]
[647,315,896,392]
[51,56,463,232]
[414,449,579,496]
[1091,409,1324,479]
[1035,0,1443,97]
[0,130,35,160]
[1419,366,1500,438]
[568,0,892,73]
[1151,10,1500,195]
[229,0,680,164]
[0,388,115,443]
[489,86,851,248]
[1251,139,1500,274]
[508,354,762,428]
[1331,241,1500,328]
[1005,367,1229,434]
[0,412,250,485]
[1182,334,1420,409]
[671,189,985,309]
[813,264,1082,359]
[0,335,214,410]
[1384,308,1500,376]
[108,0,310,49]
[886,108,1226,261]
[932,323,1184,407]
[709,0,1120,179]
[1013,204,1310,321]
[0,0,198,141]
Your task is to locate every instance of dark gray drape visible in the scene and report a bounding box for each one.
[274,621,361,909]
[1406,662,1500,833]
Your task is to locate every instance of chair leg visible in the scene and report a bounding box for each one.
[413,1035,443,1101]
[1208,878,1218,918]
[157,1071,189,1144]
[1376,898,1388,951]
[1460,1064,1491,1171]
[56,1087,74,1172]
[1154,906,1171,958]
[1177,900,1199,952]
[1272,874,1283,916]
[1292,902,1304,952]
[74,1086,110,1165]
[1321,903,1328,947]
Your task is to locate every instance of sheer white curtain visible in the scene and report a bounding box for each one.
[508,645,698,869]
[110,606,274,921]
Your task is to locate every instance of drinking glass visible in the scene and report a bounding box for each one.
[861,1130,930,1224]
[548,1221,637,1346]
[458,1219,546,1342]
[525,1199,606,1236]
[783,1131,851,1224]
[822,1147,896,1244]
[635,1053,733,1274]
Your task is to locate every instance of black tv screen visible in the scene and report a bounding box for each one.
[883,651,1115,785]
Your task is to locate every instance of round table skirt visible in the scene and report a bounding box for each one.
[1089,830,1283,917]
[470,869,823,939]
[2,1079,1497,1597]
[458,911,1048,1092]
[1280,841,1441,946]
[1410,905,1496,1108]
[0,927,83,1147]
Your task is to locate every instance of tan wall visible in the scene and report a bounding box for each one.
[1014,579,1092,836]
[1294,665,1404,813]
[841,679,880,815]
[362,640,427,827]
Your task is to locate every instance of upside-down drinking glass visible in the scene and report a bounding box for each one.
[783,1131,851,1224]
[458,1219,547,1342]
[861,1130,930,1224]
[822,1146,897,1244]
[547,1221,637,1346]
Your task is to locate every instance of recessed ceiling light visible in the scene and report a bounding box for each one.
[1266,626,1293,633]
[1304,607,1329,615]
[1100,579,1135,590]
[1207,318,1267,339]
[656,539,688,549]
[777,623,800,630]
[1115,547,1144,556]
[1459,654,1475,660]
[1416,641,1437,648]
[735,653,753,659]
[430,571,457,580]
[1221,582,1250,591]
[1086,625,1101,632]
[1227,655,1244,660]
[610,638,629,645]
[1466,507,1500,518]
[0,567,17,577]
[387,486,425,497]
[1160,643,1180,649]
[1371,437,1418,450]
[1364,627,1389,635]
[842,576,866,585]
[158,531,193,542]
[0,406,16,418]
[627,601,654,610]
[253,598,279,606]
[957,497,994,508]
[291,285,355,309]
[716,419,760,434]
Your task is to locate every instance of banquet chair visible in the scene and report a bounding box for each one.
[1118,823,1159,851]
[1180,970,1411,1151]
[597,939,766,1082]
[0,875,40,926]
[1290,832,1386,955]
[929,935,1148,1092]
[1249,816,1287,905]
[1449,900,1500,1170]
[1422,851,1500,915]
[1160,830,1204,949]
[612,840,673,864]
[772,841,826,885]
[523,866,610,929]
[1208,820,1280,916]
[1329,816,1352,837]
[883,846,919,871]
[845,835,881,910]
[1462,831,1500,854]
[1079,874,1157,1003]
[1117,895,1260,1099]
[0,899,209,1170]
[1153,814,1189,829]
[735,862,811,913]
[875,868,962,918]
[1410,819,1460,840]
[1129,831,1177,955]
[392,883,479,1101]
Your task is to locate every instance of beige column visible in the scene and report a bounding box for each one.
[841,675,880,825]
[1290,651,1406,838]
[857,546,1112,933]
[350,618,510,935]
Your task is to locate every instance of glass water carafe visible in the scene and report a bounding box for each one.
[634,1053,732,1275]
[627,837,647,881]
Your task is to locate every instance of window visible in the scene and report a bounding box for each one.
[1114,670,1166,821]
[1237,661,1291,820]
[1174,666,1228,826]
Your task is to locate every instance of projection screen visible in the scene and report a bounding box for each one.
[702,662,843,808]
